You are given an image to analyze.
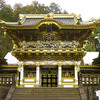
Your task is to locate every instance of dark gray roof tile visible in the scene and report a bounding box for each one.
[80,22,94,25]
[53,18,76,25]
[4,22,18,25]
[22,18,44,25]
[2,14,95,26]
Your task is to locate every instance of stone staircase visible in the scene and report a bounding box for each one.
[11,87,82,100]
[0,86,10,100]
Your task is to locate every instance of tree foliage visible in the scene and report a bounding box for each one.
[0,0,5,10]
[85,18,100,51]
[49,2,62,14]
[13,3,23,21]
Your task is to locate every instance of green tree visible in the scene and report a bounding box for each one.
[36,4,49,14]
[49,2,62,14]
[0,0,5,10]
[0,0,13,57]
[63,10,68,14]
[31,1,49,14]
[85,18,100,51]
[0,5,14,21]
[13,3,23,21]
[21,1,49,14]
[21,5,34,14]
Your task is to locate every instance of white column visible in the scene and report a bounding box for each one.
[16,71,19,86]
[36,62,40,86]
[18,62,24,86]
[58,64,62,86]
[96,90,100,100]
[20,66,24,85]
[75,65,78,85]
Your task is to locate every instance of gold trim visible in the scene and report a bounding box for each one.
[11,50,86,53]
[1,65,18,67]
[1,19,97,30]
[57,84,63,87]
[23,78,36,83]
[62,78,75,83]
[19,14,81,19]
[73,84,79,87]
[62,84,78,87]
[79,66,100,67]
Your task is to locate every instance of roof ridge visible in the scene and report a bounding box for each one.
[19,14,81,20]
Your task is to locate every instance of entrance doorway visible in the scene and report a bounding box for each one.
[41,74,57,87]
[41,67,58,87]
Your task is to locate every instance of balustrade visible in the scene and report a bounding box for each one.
[79,74,100,86]
[0,74,16,86]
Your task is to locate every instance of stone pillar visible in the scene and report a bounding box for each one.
[36,62,40,86]
[18,62,24,86]
[75,65,78,86]
[58,62,62,87]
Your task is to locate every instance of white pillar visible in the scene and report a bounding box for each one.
[16,71,19,86]
[18,62,24,86]
[96,90,100,100]
[36,62,40,86]
[58,64,62,86]
[20,66,24,85]
[75,65,78,85]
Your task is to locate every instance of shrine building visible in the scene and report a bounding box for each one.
[0,14,100,89]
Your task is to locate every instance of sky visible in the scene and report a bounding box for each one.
[4,0,100,21]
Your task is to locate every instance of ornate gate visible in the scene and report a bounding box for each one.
[41,74,58,87]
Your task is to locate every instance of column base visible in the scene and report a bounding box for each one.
[58,84,62,87]
[73,85,79,88]
[35,84,40,87]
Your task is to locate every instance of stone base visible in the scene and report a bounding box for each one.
[58,84,62,87]
[35,84,40,87]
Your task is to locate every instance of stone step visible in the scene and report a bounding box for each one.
[12,94,81,97]
[14,90,79,93]
[13,92,80,95]
[11,99,81,100]
[11,87,82,100]
[15,88,79,92]
[15,89,79,91]
[0,86,10,100]
[15,87,79,90]
[11,97,81,100]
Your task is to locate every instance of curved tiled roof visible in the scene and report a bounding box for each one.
[53,18,76,25]
[1,14,97,28]
[19,14,83,25]
[80,21,95,25]
[21,17,77,25]
[22,18,44,25]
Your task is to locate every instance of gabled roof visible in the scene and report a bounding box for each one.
[5,52,19,65]
[83,52,99,65]
[20,14,80,25]
[1,14,97,30]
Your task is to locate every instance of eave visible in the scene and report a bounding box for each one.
[11,50,86,61]
[1,20,97,30]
